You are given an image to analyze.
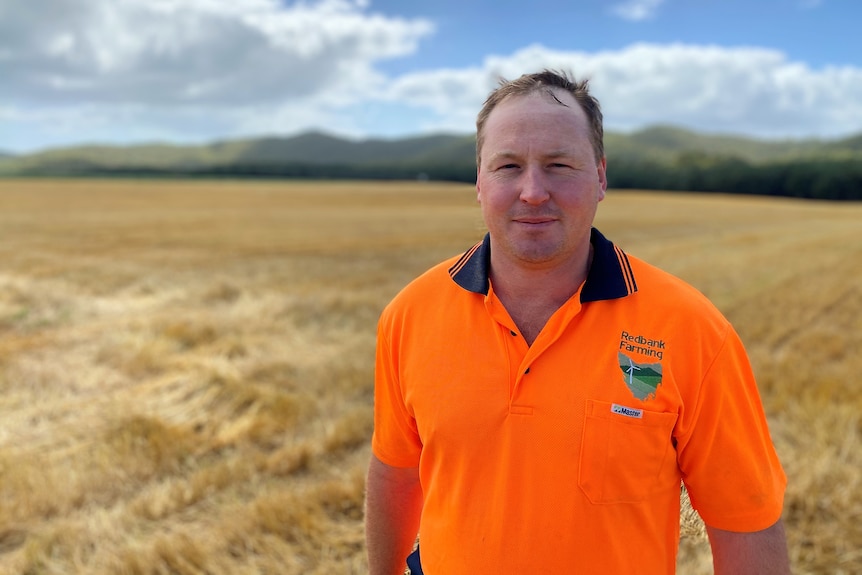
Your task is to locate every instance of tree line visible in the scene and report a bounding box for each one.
[608,153,862,201]
[14,153,862,201]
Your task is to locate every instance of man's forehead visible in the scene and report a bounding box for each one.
[479,94,593,162]
[489,89,585,123]
[499,86,578,108]
[484,90,588,133]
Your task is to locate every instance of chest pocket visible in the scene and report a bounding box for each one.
[578,399,679,504]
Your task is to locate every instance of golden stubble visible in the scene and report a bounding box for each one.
[0,179,859,574]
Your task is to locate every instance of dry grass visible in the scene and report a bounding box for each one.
[0,178,859,574]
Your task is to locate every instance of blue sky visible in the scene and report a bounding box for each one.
[1,0,861,153]
[371,0,859,71]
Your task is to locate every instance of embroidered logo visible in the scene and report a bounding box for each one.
[611,404,643,419]
[618,352,663,401]
[619,330,665,360]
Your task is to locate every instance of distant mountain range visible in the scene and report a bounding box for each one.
[605,126,862,162]
[0,131,476,174]
[2,126,860,200]
[3,125,861,169]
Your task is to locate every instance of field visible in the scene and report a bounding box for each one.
[0,178,859,574]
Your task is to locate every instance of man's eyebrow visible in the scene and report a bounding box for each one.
[487,150,520,161]
[544,149,576,158]
[489,149,575,160]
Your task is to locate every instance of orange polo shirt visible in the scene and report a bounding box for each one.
[372,228,786,575]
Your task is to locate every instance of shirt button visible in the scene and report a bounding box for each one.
[510,330,517,337]
[525,367,531,375]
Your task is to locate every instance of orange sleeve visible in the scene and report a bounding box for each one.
[676,324,786,531]
[371,308,423,468]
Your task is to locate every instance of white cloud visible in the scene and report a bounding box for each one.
[2,0,862,152]
[0,0,432,149]
[0,0,433,106]
[612,0,666,21]
[376,43,862,140]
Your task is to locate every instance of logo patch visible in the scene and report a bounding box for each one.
[618,352,663,401]
[611,404,643,419]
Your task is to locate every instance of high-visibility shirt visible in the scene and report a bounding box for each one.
[372,228,786,575]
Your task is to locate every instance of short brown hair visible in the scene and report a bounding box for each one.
[475,69,604,167]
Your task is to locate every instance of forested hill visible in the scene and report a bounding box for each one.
[1,126,860,200]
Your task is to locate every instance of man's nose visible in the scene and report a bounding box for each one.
[519,166,550,205]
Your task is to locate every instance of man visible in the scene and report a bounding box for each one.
[365,70,789,574]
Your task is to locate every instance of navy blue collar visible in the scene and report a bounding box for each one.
[448,228,637,303]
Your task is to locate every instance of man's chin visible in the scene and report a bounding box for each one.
[511,243,562,265]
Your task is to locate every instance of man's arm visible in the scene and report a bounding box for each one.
[365,454,423,575]
[706,518,791,575]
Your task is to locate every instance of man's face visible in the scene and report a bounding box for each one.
[476,89,607,271]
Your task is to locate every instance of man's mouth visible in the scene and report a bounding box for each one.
[514,217,556,225]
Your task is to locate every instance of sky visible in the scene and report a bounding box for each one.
[2,0,861,153]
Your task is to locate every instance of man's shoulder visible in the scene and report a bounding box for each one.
[625,253,724,317]
[383,253,467,311]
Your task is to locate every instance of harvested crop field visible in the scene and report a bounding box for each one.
[0,178,859,574]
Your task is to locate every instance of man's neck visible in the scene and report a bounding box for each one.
[489,244,593,345]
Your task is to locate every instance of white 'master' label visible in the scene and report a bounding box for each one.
[611,403,643,419]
